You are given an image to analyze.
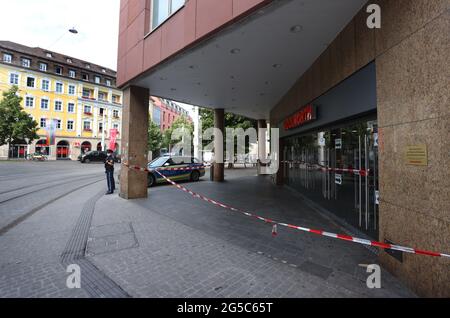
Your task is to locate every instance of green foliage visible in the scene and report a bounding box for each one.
[199,108,257,154]
[0,86,39,146]
[148,119,162,155]
[161,115,194,151]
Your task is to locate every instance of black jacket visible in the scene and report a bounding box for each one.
[105,155,114,171]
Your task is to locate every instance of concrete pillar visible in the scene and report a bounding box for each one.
[257,119,267,175]
[213,108,224,182]
[119,86,149,199]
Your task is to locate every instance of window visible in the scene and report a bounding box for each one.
[113,110,119,118]
[112,95,120,104]
[84,105,92,114]
[25,96,34,108]
[83,121,91,130]
[98,92,105,100]
[46,52,52,58]
[69,70,76,78]
[113,123,119,130]
[85,64,90,69]
[82,88,91,98]
[21,58,31,68]
[40,99,49,110]
[56,119,62,129]
[41,79,49,91]
[82,73,89,81]
[98,122,103,132]
[56,82,63,93]
[55,101,63,111]
[99,108,104,116]
[68,103,75,113]
[39,63,47,72]
[102,69,106,73]
[68,85,76,95]
[55,66,62,75]
[152,0,185,29]
[66,58,72,63]
[94,76,101,84]
[9,73,19,85]
[106,79,111,87]
[40,118,47,128]
[26,77,35,88]
[3,53,12,63]
[67,120,74,130]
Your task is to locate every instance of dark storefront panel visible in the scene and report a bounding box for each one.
[280,63,379,238]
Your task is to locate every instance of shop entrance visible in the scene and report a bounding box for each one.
[284,116,379,238]
[56,141,70,159]
[9,144,28,159]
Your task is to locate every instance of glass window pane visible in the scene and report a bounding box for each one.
[152,0,170,29]
[171,0,185,13]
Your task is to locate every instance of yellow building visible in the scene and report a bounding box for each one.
[0,41,122,160]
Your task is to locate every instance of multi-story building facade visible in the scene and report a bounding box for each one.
[0,41,123,160]
[117,0,449,297]
[149,96,191,132]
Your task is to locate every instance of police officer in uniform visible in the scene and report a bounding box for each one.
[105,149,115,194]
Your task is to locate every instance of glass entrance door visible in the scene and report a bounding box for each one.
[284,117,379,238]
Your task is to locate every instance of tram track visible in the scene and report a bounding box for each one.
[0,176,105,236]
[0,174,104,205]
[0,172,104,196]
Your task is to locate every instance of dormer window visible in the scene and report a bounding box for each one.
[55,66,63,75]
[82,73,89,81]
[102,69,106,73]
[85,64,90,69]
[67,58,72,63]
[46,52,52,58]
[21,58,31,68]
[3,53,12,63]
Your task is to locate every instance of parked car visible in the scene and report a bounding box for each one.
[146,156,205,187]
[79,151,121,163]
[80,151,107,163]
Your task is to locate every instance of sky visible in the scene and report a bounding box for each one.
[0,0,196,117]
[0,0,121,70]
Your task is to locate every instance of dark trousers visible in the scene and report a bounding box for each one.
[106,170,115,192]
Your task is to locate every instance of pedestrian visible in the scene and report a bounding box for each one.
[105,149,115,195]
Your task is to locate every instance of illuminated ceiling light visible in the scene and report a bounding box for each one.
[290,25,303,33]
[230,48,240,54]
[189,65,196,69]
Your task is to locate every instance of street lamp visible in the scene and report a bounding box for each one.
[47,27,78,49]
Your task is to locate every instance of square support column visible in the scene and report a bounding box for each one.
[120,86,149,199]
[257,119,267,175]
[213,108,224,182]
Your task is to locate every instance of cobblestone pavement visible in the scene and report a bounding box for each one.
[89,173,416,298]
[0,161,416,297]
[0,161,107,298]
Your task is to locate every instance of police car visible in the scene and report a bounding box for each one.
[147,155,205,187]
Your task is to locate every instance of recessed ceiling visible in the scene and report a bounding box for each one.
[135,0,367,119]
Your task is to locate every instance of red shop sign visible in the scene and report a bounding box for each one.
[283,104,317,130]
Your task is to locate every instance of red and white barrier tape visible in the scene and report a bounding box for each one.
[282,160,369,176]
[123,162,450,259]
[123,163,208,172]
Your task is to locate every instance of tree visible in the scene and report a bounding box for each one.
[162,115,194,153]
[199,108,257,162]
[148,120,162,157]
[0,86,39,148]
